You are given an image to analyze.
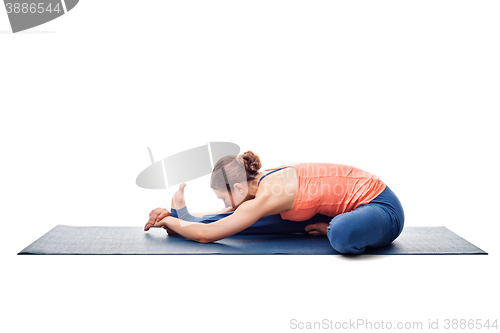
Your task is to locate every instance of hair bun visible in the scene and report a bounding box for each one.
[241,151,262,176]
[210,150,263,190]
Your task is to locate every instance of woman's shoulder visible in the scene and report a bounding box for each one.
[256,167,297,195]
[254,167,297,212]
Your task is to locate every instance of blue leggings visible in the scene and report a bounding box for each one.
[171,186,404,254]
[171,208,332,235]
[326,186,405,254]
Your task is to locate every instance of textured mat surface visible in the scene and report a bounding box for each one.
[18,225,487,255]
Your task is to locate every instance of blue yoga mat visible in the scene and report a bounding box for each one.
[18,225,486,255]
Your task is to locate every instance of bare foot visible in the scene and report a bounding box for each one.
[165,226,178,235]
[304,222,329,236]
[171,183,187,210]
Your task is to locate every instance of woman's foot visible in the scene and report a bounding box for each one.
[171,183,187,210]
[304,222,329,236]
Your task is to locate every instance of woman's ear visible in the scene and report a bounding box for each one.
[233,183,245,194]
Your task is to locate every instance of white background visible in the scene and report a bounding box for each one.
[1,1,499,332]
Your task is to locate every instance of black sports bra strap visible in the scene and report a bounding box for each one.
[257,167,284,187]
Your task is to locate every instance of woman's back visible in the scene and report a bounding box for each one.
[258,163,386,221]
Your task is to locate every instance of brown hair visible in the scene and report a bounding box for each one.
[210,151,262,191]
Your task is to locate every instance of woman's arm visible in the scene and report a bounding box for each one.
[190,206,235,217]
[154,193,287,243]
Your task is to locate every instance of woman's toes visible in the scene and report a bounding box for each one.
[305,223,316,233]
[173,183,187,209]
[305,223,329,236]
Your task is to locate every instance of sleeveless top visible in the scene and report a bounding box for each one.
[258,162,386,221]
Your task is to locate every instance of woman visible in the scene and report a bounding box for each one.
[144,151,404,254]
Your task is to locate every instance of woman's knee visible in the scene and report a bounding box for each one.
[330,238,361,254]
[327,222,365,254]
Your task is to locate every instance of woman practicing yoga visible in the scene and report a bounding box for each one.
[144,151,404,254]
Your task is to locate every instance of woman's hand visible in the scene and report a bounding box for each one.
[144,208,171,231]
[144,218,179,236]
[164,226,178,235]
[149,207,170,223]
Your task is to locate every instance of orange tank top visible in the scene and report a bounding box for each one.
[266,162,386,221]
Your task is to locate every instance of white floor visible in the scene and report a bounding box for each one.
[4,250,497,332]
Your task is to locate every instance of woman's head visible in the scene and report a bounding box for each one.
[210,151,262,208]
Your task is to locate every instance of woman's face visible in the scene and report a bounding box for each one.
[213,182,249,209]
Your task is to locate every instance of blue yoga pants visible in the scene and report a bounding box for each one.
[171,209,332,235]
[171,185,404,254]
[326,186,405,254]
